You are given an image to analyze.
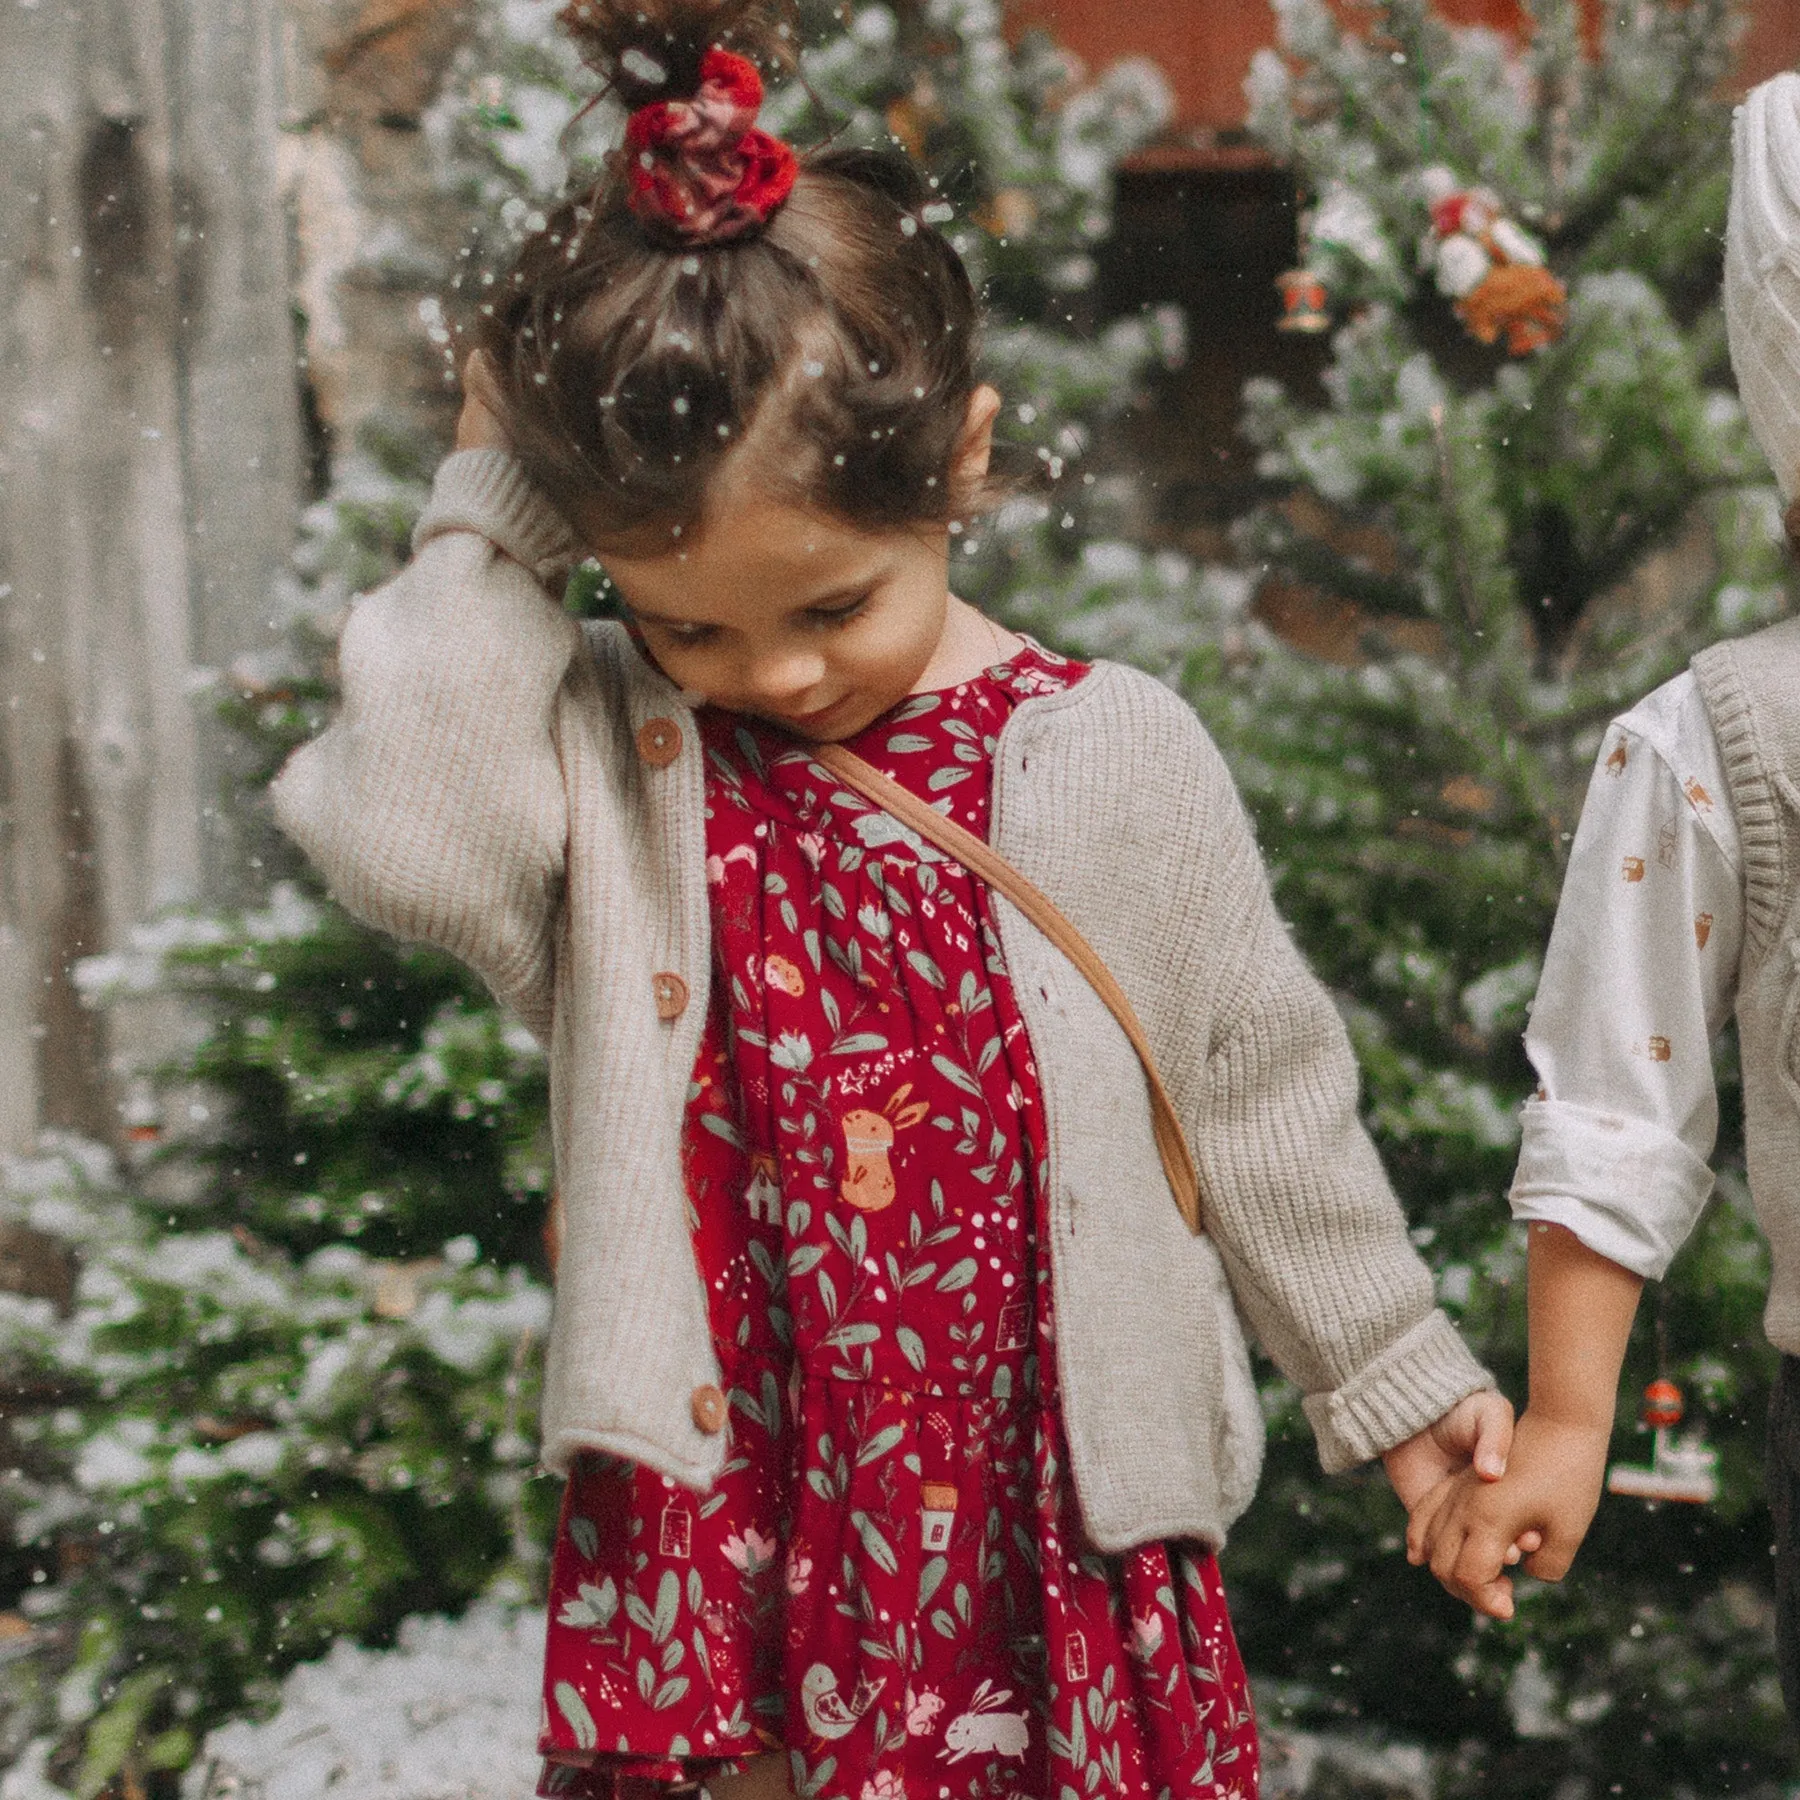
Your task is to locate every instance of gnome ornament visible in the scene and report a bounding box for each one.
[1419,165,1567,355]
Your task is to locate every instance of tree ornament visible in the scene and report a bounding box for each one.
[1276,266,1332,333]
[1417,164,1566,355]
[1607,1376,1719,1504]
[1457,264,1567,356]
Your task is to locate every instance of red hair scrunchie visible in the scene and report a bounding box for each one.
[623,49,797,243]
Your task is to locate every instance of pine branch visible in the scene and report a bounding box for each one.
[1549,0,1739,255]
[1430,403,1483,634]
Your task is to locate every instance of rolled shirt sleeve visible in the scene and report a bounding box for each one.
[1509,671,1742,1279]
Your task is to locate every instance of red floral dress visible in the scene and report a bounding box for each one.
[538,644,1259,1800]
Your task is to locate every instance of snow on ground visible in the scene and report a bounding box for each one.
[181,1601,544,1800]
[0,1595,1439,1800]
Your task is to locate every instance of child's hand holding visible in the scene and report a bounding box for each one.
[1402,1222,1642,1619]
[1380,1390,1544,1621]
[1380,1387,1515,1510]
[1406,1409,1606,1620]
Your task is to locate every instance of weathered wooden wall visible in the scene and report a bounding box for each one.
[0,0,303,1153]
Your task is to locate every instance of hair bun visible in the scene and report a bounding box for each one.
[556,0,797,108]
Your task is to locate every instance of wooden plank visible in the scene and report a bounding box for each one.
[0,0,300,1150]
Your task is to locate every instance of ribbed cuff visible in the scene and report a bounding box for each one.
[413,449,580,583]
[1302,1310,1492,1473]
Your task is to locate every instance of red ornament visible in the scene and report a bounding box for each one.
[1275,267,1331,334]
[1641,1378,1684,1429]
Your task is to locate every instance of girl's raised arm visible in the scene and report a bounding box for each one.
[270,447,584,1044]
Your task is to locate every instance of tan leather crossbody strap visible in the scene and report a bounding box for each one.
[811,741,1204,1236]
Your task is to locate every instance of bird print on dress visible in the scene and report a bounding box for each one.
[800,1665,885,1741]
[536,645,1260,1800]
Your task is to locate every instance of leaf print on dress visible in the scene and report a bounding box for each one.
[838,1083,930,1213]
[554,1682,599,1752]
[537,644,1260,1799]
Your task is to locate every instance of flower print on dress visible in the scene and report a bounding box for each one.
[722,1527,779,1575]
[783,1545,811,1596]
[536,642,1259,1800]
[764,953,806,996]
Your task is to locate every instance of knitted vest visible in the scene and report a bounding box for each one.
[1693,615,1800,1352]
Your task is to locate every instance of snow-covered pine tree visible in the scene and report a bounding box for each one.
[1115,0,1791,1791]
[0,4,1185,1792]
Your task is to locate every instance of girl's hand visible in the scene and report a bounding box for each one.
[1381,1389,1546,1618]
[1381,1387,1515,1512]
[1410,1409,1608,1619]
[456,351,513,452]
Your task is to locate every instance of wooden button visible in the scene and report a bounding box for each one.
[652,972,689,1020]
[636,717,682,768]
[690,1383,727,1435]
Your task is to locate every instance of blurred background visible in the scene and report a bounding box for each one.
[5,0,1800,1795]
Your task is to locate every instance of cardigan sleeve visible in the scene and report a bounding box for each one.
[1192,774,1492,1472]
[269,451,585,1044]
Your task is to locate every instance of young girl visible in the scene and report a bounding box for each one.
[271,4,1508,1793]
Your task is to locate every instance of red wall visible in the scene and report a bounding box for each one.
[1013,0,1800,132]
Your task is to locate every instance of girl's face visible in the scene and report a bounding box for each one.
[593,388,1001,742]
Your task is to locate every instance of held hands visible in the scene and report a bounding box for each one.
[1403,1409,1608,1621]
[1397,1227,1642,1619]
[1380,1390,1545,1620]
[1381,1387,1514,1509]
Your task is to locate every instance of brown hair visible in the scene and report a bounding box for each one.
[473,0,988,552]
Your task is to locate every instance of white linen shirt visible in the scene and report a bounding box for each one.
[1510,672,1744,1278]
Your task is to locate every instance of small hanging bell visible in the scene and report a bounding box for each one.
[1275,267,1332,333]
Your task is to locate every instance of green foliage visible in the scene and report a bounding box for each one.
[1111,1,1797,1792]
[0,1136,555,1797]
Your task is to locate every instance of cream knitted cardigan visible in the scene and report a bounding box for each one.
[271,450,1490,1552]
